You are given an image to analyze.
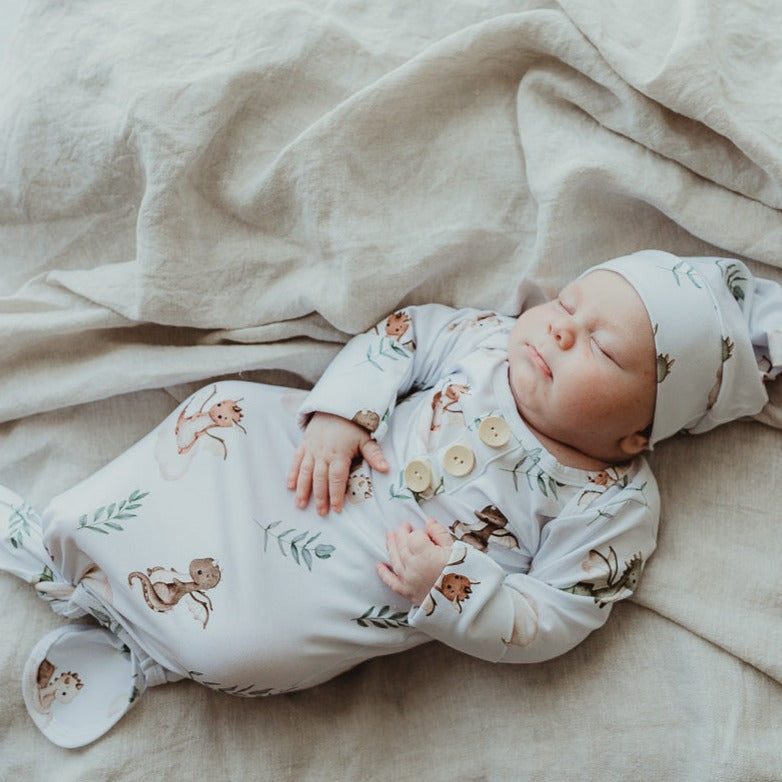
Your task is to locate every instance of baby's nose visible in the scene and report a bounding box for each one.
[549,320,575,350]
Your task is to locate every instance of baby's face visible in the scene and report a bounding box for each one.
[507,270,657,464]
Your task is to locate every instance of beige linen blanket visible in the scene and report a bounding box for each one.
[2,1,781,779]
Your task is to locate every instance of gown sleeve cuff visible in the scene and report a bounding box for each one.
[407,542,511,662]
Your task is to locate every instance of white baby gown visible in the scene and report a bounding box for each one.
[0,304,659,746]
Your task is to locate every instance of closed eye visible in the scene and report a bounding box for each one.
[592,336,618,365]
[557,298,574,315]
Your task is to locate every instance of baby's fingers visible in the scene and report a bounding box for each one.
[327,459,350,513]
[287,443,305,490]
[312,459,330,515]
[376,562,406,598]
[426,517,453,547]
[294,454,315,509]
[385,529,406,575]
[359,438,389,473]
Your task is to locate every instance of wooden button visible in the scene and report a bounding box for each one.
[404,459,432,492]
[478,416,510,447]
[443,445,475,477]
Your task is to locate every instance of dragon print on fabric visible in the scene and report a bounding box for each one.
[430,383,470,431]
[155,385,247,480]
[449,505,519,552]
[446,312,503,332]
[128,557,221,628]
[563,547,643,607]
[175,385,246,458]
[576,466,632,509]
[33,659,84,716]
[345,472,373,504]
[707,336,734,409]
[362,311,416,370]
[421,547,479,616]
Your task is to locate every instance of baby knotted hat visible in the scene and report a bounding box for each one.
[586,249,782,447]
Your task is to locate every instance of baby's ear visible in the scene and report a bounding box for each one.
[618,431,649,456]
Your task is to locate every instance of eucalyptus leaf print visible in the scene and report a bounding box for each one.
[388,470,444,505]
[90,606,123,635]
[669,260,702,288]
[502,448,562,499]
[254,520,335,570]
[188,671,284,698]
[353,605,410,629]
[360,336,413,371]
[78,490,149,534]
[585,481,649,526]
[717,260,748,302]
[1,497,40,549]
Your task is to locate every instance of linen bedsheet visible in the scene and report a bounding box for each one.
[1,1,781,779]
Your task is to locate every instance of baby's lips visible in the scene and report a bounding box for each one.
[526,344,552,378]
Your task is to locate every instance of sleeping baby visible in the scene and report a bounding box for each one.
[1,249,780,747]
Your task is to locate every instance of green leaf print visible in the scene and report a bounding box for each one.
[188,671,281,698]
[389,471,413,501]
[90,606,123,635]
[586,482,649,525]
[1,498,40,550]
[353,605,410,629]
[254,519,335,571]
[388,470,444,505]
[358,337,413,371]
[717,260,748,302]
[77,489,150,534]
[669,260,702,288]
[502,449,562,499]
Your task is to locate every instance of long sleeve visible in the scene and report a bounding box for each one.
[407,473,659,663]
[297,304,512,440]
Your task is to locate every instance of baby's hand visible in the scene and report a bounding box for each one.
[287,412,389,515]
[377,518,453,605]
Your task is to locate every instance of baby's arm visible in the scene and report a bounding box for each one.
[380,478,659,664]
[287,412,389,515]
[291,304,511,513]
